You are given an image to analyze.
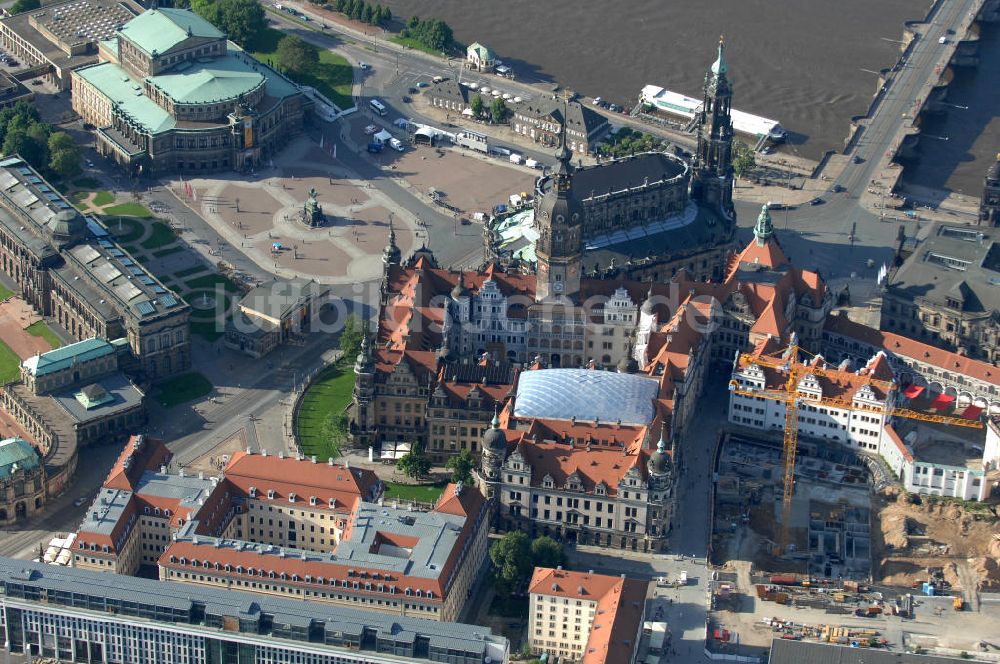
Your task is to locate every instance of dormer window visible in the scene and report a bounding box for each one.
[309,496,317,506]
[249,486,257,498]
[328,498,336,508]
[267,489,275,500]
[289,492,297,503]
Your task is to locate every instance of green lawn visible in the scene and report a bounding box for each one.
[104,202,152,219]
[0,282,12,301]
[253,28,354,109]
[140,221,176,250]
[91,191,115,207]
[295,361,355,460]
[185,273,241,294]
[25,321,62,349]
[105,217,145,243]
[154,371,213,407]
[383,481,448,503]
[72,177,101,189]
[0,338,20,384]
[173,265,208,279]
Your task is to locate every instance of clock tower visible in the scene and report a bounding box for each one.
[534,117,583,303]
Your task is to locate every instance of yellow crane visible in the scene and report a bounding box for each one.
[728,345,982,554]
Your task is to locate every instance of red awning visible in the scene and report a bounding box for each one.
[903,384,925,399]
[962,405,983,420]
[930,393,956,411]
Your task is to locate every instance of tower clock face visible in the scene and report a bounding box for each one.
[553,282,564,293]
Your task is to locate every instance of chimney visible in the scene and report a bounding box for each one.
[246,447,253,454]
[261,449,268,457]
[278,451,285,459]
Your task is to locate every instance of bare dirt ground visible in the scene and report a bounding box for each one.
[392,147,538,218]
[873,487,1000,590]
[0,298,51,359]
[181,428,250,476]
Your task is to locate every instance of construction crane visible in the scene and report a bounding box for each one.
[728,344,983,554]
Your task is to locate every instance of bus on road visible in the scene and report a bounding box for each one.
[369,99,387,116]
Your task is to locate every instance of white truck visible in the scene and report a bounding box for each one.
[509,153,523,165]
[389,138,405,152]
[524,158,540,169]
[456,130,488,153]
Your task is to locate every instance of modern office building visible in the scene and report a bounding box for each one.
[0,556,509,663]
[528,567,646,664]
[72,7,311,175]
[0,156,190,381]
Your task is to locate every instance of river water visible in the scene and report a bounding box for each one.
[383,0,995,193]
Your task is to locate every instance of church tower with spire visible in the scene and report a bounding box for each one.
[351,329,377,449]
[691,37,735,215]
[753,202,775,247]
[534,112,583,302]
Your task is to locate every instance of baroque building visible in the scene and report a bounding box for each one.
[74,437,489,622]
[0,156,190,380]
[485,39,737,284]
[71,8,310,175]
[882,223,1000,364]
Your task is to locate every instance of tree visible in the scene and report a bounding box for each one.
[396,448,431,479]
[192,0,266,51]
[9,0,40,14]
[732,140,756,180]
[48,132,82,179]
[338,314,363,361]
[276,35,319,75]
[490,531,531,597]
[445,449,475,485]
[319,411,349,457]
[335,0,347,12]
[470,93,485,119]
[381,6,391,21]
[361,3,373,24]
[530,536,567,570]
[490,96,507,124]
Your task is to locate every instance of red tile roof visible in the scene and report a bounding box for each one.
[825,313,1000,387]
[224,451,382,513]
[103,435,171,492]
[738,339,894,404]
[159,483,486,602]
[530,568,647,664]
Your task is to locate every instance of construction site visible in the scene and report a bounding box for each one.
[706,429,1000,660]
[705,336,1000,660]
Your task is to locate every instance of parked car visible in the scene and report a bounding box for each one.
[416,81,429,88]
[358,62,369,70]
[402,95,411,104]
[809,197,825,205]
[73,496,88,507]
[364,124,377,135]
[832,184,845,193]
[592,96,602,105]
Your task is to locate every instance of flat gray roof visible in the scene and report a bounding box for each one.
[514,368,660,425]
[769,639,973,664]
[174,499,465,580]
[889,224,1000,315]
[52,372,143,424]
[0,556,507,661]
